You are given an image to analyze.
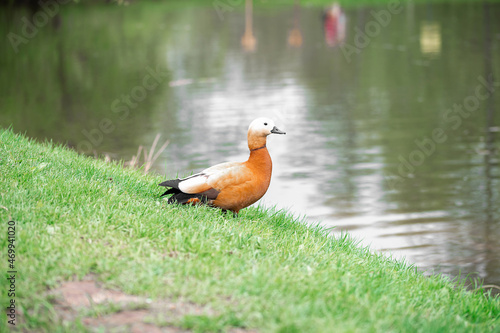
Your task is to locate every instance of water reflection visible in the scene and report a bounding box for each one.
[0,2,499,291]
[420,22,441,56]
[288,0,302,48]
[323,3,346,47]
[241,0,256,52]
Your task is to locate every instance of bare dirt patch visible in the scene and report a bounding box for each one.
[56,279,143,308]
[47,275,242,332]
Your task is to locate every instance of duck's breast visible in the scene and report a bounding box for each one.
[212,149,273,212]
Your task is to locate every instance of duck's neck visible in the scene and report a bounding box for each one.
[248,146,272,171]
[247,134,267,152]
[247,136,272,173]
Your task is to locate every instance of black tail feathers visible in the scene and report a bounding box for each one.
[159,178,209,204]
[159,179,181,189]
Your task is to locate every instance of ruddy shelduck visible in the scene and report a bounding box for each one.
[159,118,286,216]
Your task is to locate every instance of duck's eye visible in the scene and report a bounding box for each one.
[264,122,268,126]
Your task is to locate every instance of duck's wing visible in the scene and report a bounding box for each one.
[204,162,252,190]
[159,161,250,202]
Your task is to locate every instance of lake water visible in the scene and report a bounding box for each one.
[1,1,499,290]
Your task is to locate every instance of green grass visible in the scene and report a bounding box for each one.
[0,127,499,332]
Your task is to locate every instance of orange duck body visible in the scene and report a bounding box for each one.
[159,118,285,215]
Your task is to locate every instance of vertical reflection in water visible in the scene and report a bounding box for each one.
[288,0,302,48]
[241,0,256,52]
[420,3,441,57]
[322,3,345,47]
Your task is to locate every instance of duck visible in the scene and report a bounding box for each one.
[159,118,286,216]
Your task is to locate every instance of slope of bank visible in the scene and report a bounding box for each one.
[0,128,499,332]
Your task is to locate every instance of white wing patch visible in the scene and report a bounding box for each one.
[202,161,241,176]
[178,174,210,193]
[178,161,249,194]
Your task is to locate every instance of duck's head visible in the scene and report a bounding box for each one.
[247,117,286,151]
[248,118,286,137]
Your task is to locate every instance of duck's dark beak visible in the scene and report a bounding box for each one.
[271,126,286,135]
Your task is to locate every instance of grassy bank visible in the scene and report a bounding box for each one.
[0,128,499,332]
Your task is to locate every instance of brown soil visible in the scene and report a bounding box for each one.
[46,275,255,332]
